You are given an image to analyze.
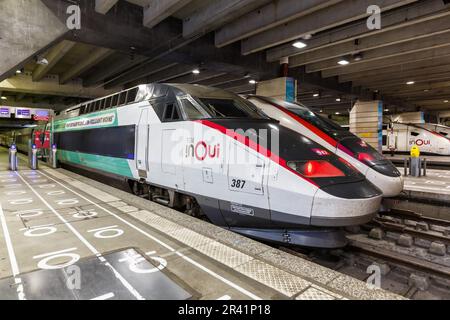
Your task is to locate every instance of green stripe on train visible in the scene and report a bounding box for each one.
[57,150,133,178]
[54,109,119,132]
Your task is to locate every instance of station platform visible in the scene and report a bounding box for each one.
[384,169,450,220]
[0,149,403,300]
[385,154,450,169]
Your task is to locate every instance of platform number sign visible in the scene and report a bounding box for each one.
[67,5,81,30]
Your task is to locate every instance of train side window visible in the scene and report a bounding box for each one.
[94,100,101,111]
[119,92,126,106]
[163,103,181,122]
[105,97,112,109]
[410,131,419,137]
[126,88,138,103]
[178,98,204,120]
[111,94,119,108]
[99,99,105,110]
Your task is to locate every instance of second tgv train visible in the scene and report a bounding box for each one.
[53,83,384,248]
[417,123,450,139]
[382,123,450,156]
[245,95,403,197]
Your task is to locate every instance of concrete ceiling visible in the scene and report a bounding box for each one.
[1,0,450,117]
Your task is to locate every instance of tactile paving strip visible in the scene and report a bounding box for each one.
[235,260,311,297]
[168,228,214,248]
[129,210,184,234]
[296,287,336,300]
[195,241,254,268]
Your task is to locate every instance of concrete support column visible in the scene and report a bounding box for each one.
[256,77,297,102]
[391,112,425,124]
[350,100,383,152]
[0,0,68,81]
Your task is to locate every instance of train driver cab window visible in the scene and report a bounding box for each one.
[440,132,448,137]
[410,131,420,137]
[178,98,204,120]
[163,103,181,122]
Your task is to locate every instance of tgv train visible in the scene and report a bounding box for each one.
[245,95,403,197]
[0,127,50,154]
[417,123,450,138]
[53,84,384,248]
[382,123,450,156]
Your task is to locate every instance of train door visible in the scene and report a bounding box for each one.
[136,108,150,177]
[220,142,270,227]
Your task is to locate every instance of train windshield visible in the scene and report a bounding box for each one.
[195,97,266,119]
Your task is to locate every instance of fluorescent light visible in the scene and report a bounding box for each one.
[313,93,319,97]
[192,69,200,74]
[249,80,257,84]
[292,41,307,49]
[338,59,349,65]
[16,70,22,74]
[406,81,415,85]
[384,109,389,112]
[319,109,323,113]
[335,112,340,115]
[444,100,449,103]
[0,96,7,100]
[336,98,341,102]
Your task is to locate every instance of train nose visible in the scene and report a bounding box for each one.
[365,168,404,197]
[310,180,382,227]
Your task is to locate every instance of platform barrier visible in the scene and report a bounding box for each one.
[8,145,18,171]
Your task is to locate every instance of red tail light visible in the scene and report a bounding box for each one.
[357,152,375,163]
[288,160,345,178]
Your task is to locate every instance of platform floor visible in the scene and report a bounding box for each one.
[0,149,401,300]
[402,169,450,196]
[386,154,450,167]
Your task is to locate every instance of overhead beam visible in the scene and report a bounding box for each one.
[104,61,178,89]
[130,64,196,87]
[83,54,147,87]
[183,0,272,38]
[354,71,450,89]
[215,0,340,48]
[95,0,119,14]
[339,57,450,82]
[169,71,227,84]
[267,0,450,62]
[381,80,450,95]
[60,47,114,84]
[0,0,68,81]
[321,46,450,77]
[144,0,193,29]
[289,15,450,67]
[0,73,116,98]
[307,34,450,73]
[32,40,76,82]
[241,0,417,55]
[194,74,249,87]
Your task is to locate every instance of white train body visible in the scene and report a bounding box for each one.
[53,84,383,248]
[417,123,450,139]
[246,96,403,197]
[382,123,450,156]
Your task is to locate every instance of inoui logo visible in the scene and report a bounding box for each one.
[367,5,381,30]
[66,5,81,30]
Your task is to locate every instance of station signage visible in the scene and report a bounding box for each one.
[0,107,11,118]
[15,108,32,119]
[33,109,50,121]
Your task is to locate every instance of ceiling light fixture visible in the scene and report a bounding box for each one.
[1,96,7,100]
[292,41,307,49]
[313,93,319,97]
[249,80,257,84]
[384,109,389,112]
[338,59,349,66]
[192,69,200,74]
[353,53,363,61]
[335,112,340,115]
[336,98,341,102]
[444,100,449,103]
[406,81,415,85]
[16,69,22,74]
